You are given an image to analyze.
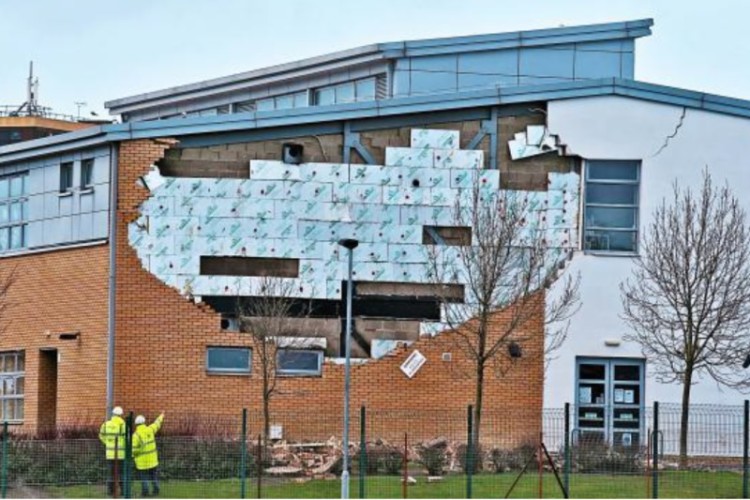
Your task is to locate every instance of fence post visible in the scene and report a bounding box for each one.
[256,434,262,499]
[564,403,570,498]
[240,409,247,499]
[124,412,133,499]
[744,400,748,499]
[1,421,8,499]
[402,432,408,499]
[466,404,473,499]
[359,406,366,499]
[652,401,659,499]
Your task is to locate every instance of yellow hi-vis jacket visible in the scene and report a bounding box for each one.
[99,415,127,460]
[132,414,164,471]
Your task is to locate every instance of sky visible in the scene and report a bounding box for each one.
[0,1,748,118]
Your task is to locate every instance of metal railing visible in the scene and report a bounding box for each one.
[0,105,79,122]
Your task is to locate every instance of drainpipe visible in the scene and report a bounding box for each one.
[105,143,119,417]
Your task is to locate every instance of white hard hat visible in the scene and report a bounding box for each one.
[112,406,123,416]
[135,415,146,425]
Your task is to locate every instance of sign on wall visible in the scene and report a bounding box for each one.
[400,349,426,378]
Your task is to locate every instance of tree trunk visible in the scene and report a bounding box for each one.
[472,360,485,473]
[262,378,271,444]
[679,368,693,468]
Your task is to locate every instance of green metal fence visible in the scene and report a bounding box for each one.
[0,402,747,498]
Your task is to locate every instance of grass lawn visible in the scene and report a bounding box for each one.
[47,471,743,498]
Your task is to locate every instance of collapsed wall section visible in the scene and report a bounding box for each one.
[114,107,574,442]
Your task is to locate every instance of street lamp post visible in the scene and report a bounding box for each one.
[338,238,358,499]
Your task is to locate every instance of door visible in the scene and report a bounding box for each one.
[575,357,645,447]
[38,349,58,435]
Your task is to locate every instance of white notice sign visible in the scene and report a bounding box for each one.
[400,350,426,379]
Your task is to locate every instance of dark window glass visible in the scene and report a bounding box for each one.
[585,184,638,205]
[206,347,251,373]
[614,365,641,381]
[579,363,606,380]
[585,207,637,229]
[585,230,637,252]
[277,350,322,375]
[60,163,73,192]
[81,159,94,188]
[588,161,639,181]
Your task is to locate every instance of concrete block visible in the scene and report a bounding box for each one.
[248,180,285,199]
[349,164,400,186]
[333,183,382,204]
[410,129,460,150]
[350,243,389,263]
[433,149,483,169]
[388,244,427,263]
[350,203,400,223]
[548,172,580,191]
[428,188,456,207]
[400,206,455,226]
[250,160,301,181]
[383,187,429,205]
[299,162,348,183]
[384,147,434,168]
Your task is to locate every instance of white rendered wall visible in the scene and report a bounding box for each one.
[545,96,750,408]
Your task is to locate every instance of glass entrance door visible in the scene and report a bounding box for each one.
[575,357,645,447]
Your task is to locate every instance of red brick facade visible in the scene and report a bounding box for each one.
[0,133,547,444]
[0,244,109,434]
[112,139,545,444]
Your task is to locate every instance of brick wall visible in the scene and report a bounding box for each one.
[0,244,109,434]
[114,138,545,446]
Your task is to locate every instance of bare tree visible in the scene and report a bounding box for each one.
[237,277,314,445]
[621,170,750,466]
[426,180,580,450]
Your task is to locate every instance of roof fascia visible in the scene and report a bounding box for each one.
[9,76,750,165]
[105,45,383,112]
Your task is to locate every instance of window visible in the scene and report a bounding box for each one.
[206,347,251,374]
[59,162,73,193]
[0,172,28,252]
[584,160,640,253]
[256,91,309,112]
[276,349,323,376]
[80,159,94,189]
[313,77,379,106]
[234,100,256,113]
[0,351,24,422]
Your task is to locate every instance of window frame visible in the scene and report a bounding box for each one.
[80,158,94,189]
[276,349,323,377]
[0,172,29,253]
[583,160,641,256]
[0,351,25,423]
[313,77,379,106]
[59,162,74,193]
[205,346,252,375]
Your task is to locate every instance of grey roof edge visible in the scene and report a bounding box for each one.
[380,18,652,54]
[105,18,653,115]
[6,76,750,165]
[105,44,384,112]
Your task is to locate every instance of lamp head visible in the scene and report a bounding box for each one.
[338,238,359,250]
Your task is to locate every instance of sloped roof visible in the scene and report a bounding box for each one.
[104,19,653,115]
